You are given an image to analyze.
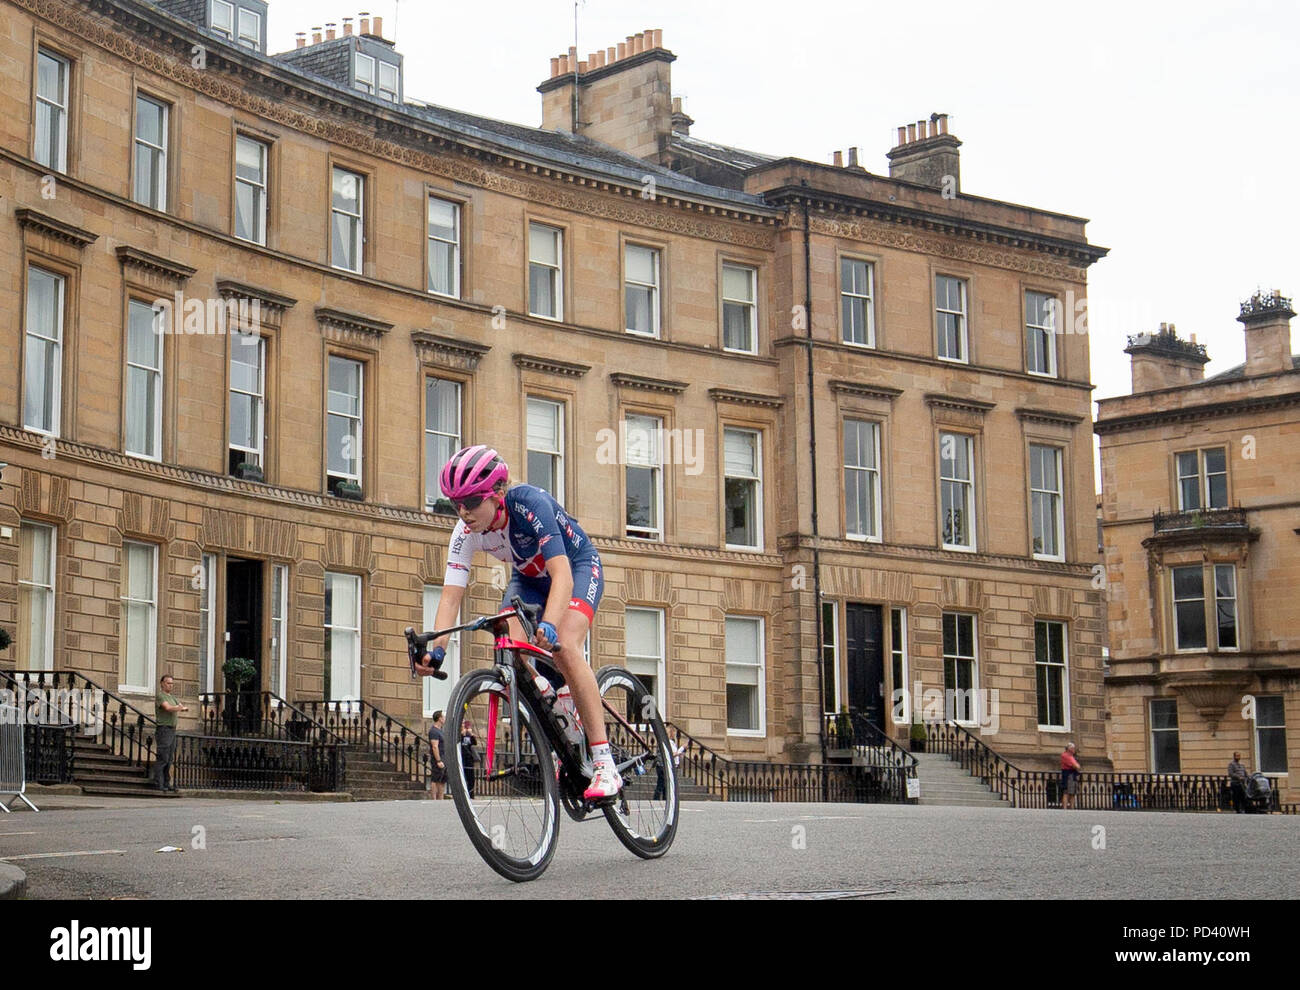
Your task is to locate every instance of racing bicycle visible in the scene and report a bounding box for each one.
[405,596,678,882]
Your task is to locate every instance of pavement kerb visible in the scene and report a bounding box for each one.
[0,864,27,900]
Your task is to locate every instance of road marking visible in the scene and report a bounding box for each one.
[696,889,896,900]
[0,849,126,861]
[0,831,38,836]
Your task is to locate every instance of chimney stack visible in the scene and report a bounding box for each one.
[539,29,674,162]
[887,112,961,193]
[1124,323,1210,393]
[1237,289,1296,377]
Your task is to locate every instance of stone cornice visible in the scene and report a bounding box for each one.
[23,0,776,246]
[769,189,1105,274]
[0,426,456,526]
[1015,406,1085,426]
[512,353,591,378]
[590,537,783,567]
[315,306,393,339]
[828,380,903,401]
[780,532,1098,580]
[216,279,297,314]
[411,332,491,370]
[609,373,689,395]
[1094,391,1300,436]
[15,208,98,247]
[116,245,196,283]
[924,393,996,414]
[707,387,784,409]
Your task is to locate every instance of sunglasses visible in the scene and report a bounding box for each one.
[451,494,487,512]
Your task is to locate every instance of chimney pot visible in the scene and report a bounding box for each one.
[833,150,843,167]
[907,123,917,143]
[673,96,682,114]
[578,60,588,73]
[359,16,369,35]
[617,41,627,59]
[296,31,306,48]
[896,126,907,146]
[326,23,336,41]
[372,15,383,38]
[550,56,560,77]
[559,54,570,74]
[312,27,323,45]
[343,17,353,36]
[938,114,949,135]
[848,147,859,168]
[652,29,663,48]
[607,46,616,63]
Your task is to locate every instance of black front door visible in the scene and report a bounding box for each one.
[225,559,263,691]
[845,603,885,732]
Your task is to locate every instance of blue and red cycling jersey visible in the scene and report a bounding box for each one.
[442,484,604,620]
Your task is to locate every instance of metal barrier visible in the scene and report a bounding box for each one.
[1,704,39,812]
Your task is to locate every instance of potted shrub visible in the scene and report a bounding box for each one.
[334,480,363,501]
[429,498,458,517]
[234,461,264,483]
[910,717,927,753]
[834,706,853,748]
[222,657,258,735]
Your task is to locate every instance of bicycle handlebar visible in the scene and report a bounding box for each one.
[405,599,546,679]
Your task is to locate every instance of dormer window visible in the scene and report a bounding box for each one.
[210,1,262,51]
[355,51,399,102]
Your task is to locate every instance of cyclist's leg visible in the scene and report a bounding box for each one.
[550,553,605,743]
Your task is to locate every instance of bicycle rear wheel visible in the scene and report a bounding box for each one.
[445,668,560,883]
[595,666,678,859]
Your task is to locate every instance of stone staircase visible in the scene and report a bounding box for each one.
[342,746,429,801]
[72,737,178,798]
[912,752,1007,808]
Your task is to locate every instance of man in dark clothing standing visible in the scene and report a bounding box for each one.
[427,710,447,800]
[1228,752,1249,813]
[153,675,188,791]
[459,720,478,799]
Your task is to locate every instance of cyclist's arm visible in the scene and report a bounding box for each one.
[429,583,466,652]
[539,554,574,633]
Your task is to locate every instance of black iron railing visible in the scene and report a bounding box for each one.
[199,691,349,746]
[927,721,1281,812]
[171,734,342,792]
[1153,507,1248,533]
[668,720,916,804]
[1,669,155,769]
[824,712,919,770]
[23,723,76,784]
[294,699,432,785]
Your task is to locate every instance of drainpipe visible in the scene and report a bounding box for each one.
[802,189,828,773]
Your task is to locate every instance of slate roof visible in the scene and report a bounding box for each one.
[1206,355,1300,382]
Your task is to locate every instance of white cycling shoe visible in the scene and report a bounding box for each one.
[583,762,623,802]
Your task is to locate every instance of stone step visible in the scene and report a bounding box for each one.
[79,783,180,798]
[348,789,429,802]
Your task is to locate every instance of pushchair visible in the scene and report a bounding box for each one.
[1242,772,1273,814]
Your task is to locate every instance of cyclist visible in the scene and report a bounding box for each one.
[413,444,622,801]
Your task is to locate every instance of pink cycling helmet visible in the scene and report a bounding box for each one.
[440,445,509,501]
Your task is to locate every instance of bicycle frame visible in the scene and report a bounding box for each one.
[408,597,661,800]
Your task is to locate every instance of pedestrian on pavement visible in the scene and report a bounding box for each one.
[153,674,188,791]
[1228,752,1250,813]
[459,720,478,799]
[1060,742,1081,810]
[427,710,447,800]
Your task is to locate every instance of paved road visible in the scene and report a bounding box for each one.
[3,794,1297,899]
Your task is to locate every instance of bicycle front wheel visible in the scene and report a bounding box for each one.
[445,668,560,883]
[596,665,678,859]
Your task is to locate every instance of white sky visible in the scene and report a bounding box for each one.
[262,0,1300,405]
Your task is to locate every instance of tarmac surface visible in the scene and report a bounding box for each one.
[3,792,1297,900]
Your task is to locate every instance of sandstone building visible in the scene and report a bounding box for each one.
[1097,295,1298,801]
[1,0,1108,766]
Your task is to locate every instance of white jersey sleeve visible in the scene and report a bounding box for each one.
[442,520,477,588]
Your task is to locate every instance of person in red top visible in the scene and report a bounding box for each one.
[1060,742,1082,809]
